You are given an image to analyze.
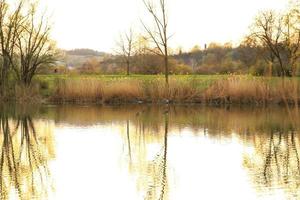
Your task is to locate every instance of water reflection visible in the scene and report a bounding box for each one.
[0,108,55,200]
[122,110,169,200]
[144,113,168,200]
[1,105,300,199]
[114,106,300,199]
[243,128,300,199]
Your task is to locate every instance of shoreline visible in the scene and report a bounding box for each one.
[1,75,300,106]
[1,98,299,107]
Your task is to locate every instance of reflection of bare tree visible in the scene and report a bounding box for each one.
[244,128,300,198]
[0,113,55,200]
[127,120,132,162]
[264,130,300,183]
[145,113,168,200]
[160,113,168,200]
[123,110,169,200]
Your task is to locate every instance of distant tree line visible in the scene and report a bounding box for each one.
[37,0,300,78]
[103,0,300,77]
[97,40,300,76]
[67,49,105,56]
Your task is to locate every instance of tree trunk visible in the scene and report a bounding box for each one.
[164,54,169,85]
[0,57,10,96]
[277,58,286,77]
[126,60,130,76]
[291,61,297,77]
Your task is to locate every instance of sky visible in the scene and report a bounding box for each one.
[40,0,288,52]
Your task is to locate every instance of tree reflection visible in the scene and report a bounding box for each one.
[243,127,300,198]
[0,112,55,200]
[126,119,132,163]
[41,105,300,199]
[145,113,168,200]
[263,130,300,185]
[118,105,300,199]
[123,110,169,200]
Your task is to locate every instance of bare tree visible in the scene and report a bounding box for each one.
[249,11,286,76]
[142,0,170,85]
[0,0,56,92]
[115,28,135,76]
[14,3,56,86]
[0,0,24,94]
[282,9,300,76]
[248,8,300,77]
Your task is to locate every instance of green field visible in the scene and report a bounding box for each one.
[35,74,225,82]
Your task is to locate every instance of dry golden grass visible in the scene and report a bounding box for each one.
[54,79,144,103]
[53,78,202,103]
[168,79,201,102]
[55,79,103,102]
[14,84,42,102]
[277,78,300,104]
[203,76,300,105]
[102,80,143,102]
[52,76,300,105]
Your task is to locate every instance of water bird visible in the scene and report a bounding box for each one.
[163,99,170,104]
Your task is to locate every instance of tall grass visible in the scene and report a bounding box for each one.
[55,79,103,102]
[0,81,43,103]
[14,84,42,102]
[203,76,300,105]
[53,77,202,103]
[43,75,300,105]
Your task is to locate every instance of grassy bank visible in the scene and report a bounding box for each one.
[28,74,300,105]
[43,75,219,103]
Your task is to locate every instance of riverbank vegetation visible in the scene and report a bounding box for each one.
[31,75,299,105]
[0,0,57,101]
[1,0,300,105]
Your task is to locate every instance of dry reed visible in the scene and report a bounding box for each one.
[51,76,300,105]
[15,84,42,102]
[203,76,300,105]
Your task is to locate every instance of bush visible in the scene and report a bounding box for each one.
[249,60,266,76]
[171,64,192,74]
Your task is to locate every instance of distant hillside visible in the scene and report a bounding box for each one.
[58,48,111,68]
[66,48,106,56]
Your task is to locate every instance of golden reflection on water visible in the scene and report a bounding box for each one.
[1,105,300,200]
[243,130,300,199]
[0,113,55,200]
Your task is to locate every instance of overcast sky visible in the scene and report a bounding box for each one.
[41,0,288,52]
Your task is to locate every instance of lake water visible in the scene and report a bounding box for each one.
[0,104,300,200]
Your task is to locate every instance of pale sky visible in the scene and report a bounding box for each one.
[41,0,288,52]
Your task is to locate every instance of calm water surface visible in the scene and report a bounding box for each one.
[0,105,300,200]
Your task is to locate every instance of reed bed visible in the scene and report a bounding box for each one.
[52,77,202,103]
[203,76,300,105]
[55,79,103,102]
[14,84,42,102]
[51,75,300,105]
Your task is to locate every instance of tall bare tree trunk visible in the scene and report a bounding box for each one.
[164,54,169,85]
[0,57,10,96]
[126,60,130,76]
[142,0,170,86]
